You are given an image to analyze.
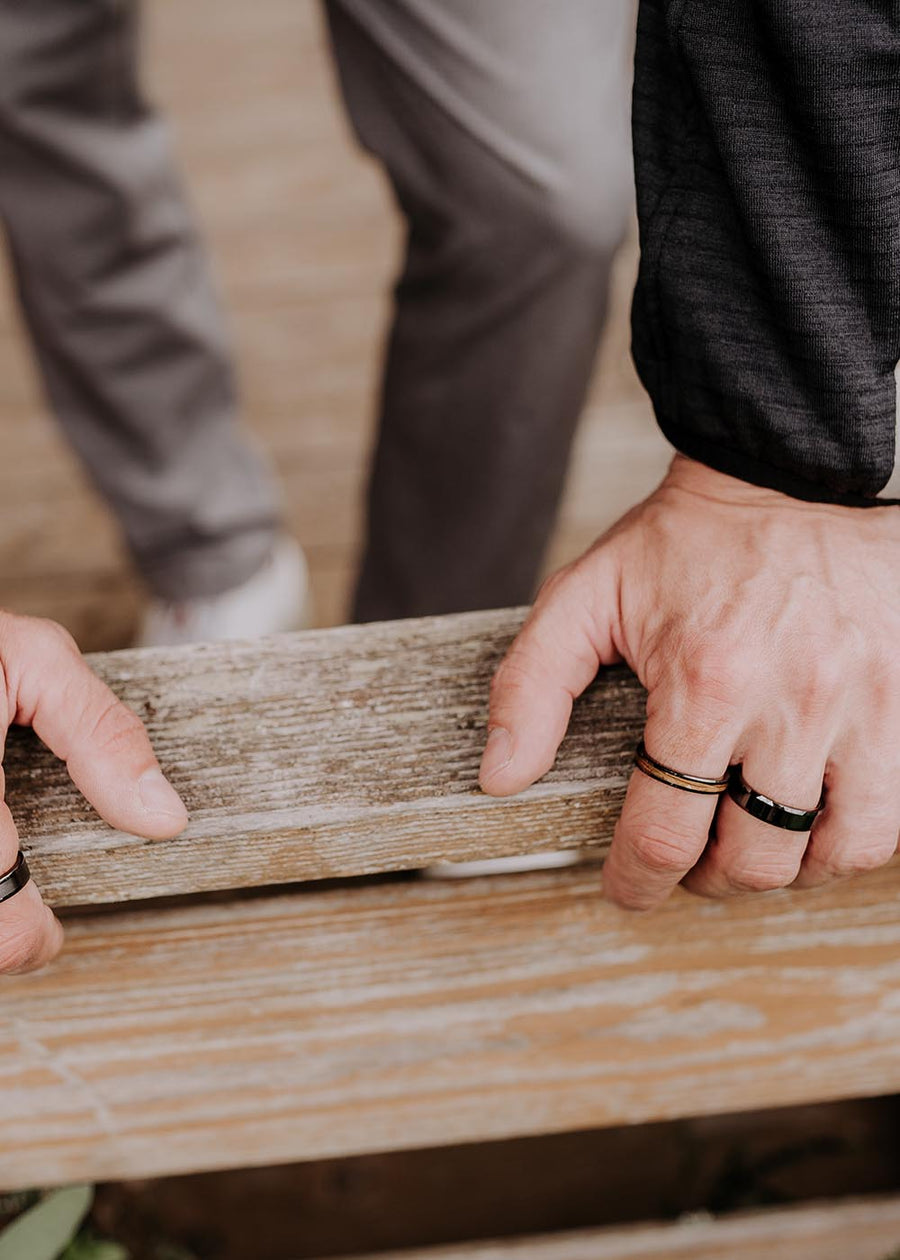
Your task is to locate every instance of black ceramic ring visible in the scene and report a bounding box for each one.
[0,852,31,907]
[727,770,825,833]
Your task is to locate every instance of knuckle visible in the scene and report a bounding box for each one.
[535,565,573,605]
[807,653,842,696]
[604,881,660,912]
[490,647,541,700]
[682,641,749,710]
[725,859,798,893]
[33,617,80,659]
[811,837,896,880]
[0,613,78,664]
[489,661,517,706]
[86,696,145,754]
[854,835,898,870]
[629,818,698,875]
[866,667,900,722]
[0,920,46,975]
[805,855,850,882]
[794,653,843,718]
[642,643,668,695]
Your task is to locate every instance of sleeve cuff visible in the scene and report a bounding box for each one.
[654,415,900,510]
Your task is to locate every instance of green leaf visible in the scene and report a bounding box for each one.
[0,1187,93,1260]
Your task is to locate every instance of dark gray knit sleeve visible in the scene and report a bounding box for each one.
[631,0,900,505]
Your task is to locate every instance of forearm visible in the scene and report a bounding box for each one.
[631,0,900,505]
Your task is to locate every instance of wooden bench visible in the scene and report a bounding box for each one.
[3,608,900,1252]
[331,1198,900,1259]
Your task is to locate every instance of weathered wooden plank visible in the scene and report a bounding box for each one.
[6,609,643,908]
[325,1197,900,1260]
[4,860,900,1189]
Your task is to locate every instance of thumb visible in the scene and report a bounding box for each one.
[5,616,188,839]
[479,554,619,797]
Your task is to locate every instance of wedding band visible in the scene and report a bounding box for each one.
[727,769,825,832]
[0,852,31,907]
[634,741,729,795]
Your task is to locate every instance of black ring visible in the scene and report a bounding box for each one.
[727,769,825,832]
[0,852,31,906]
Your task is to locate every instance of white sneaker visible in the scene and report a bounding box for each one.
[424,850,582,880]
[135,536,312,648]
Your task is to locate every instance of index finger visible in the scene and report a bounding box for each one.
[479,560,619,797]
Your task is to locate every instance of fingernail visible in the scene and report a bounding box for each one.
[139,769,188,821]
[479,726,513,786]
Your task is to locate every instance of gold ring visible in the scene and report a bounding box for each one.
[634,741,729,796]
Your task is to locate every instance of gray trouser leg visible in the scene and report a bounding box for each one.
[326,0,634,621]
[0,0,280,601]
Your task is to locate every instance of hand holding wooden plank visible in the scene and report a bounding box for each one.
[0,611,187,974]
[482,455,900,908]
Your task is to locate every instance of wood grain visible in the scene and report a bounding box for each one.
[328,1197,900,1260]
[6,608,643,908]
[4,859,900,1188]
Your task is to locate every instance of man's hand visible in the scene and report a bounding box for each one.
[480,455,900,908]
[0,612,188,973]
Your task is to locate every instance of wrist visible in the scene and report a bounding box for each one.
[662,455,869,520]
[666,455,792,506]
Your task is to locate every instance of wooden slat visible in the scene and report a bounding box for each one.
[327,1197,900,1260]
[4,861,900,1189]
[6,609,642,908]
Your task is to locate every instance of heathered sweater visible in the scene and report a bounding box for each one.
[631,0,900,505]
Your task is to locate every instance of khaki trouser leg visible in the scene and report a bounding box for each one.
[0,0,281,601]
[326,0,634,620]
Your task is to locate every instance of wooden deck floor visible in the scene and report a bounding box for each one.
[0,0,668,652]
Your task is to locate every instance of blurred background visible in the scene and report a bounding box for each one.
[0,0,669,653]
